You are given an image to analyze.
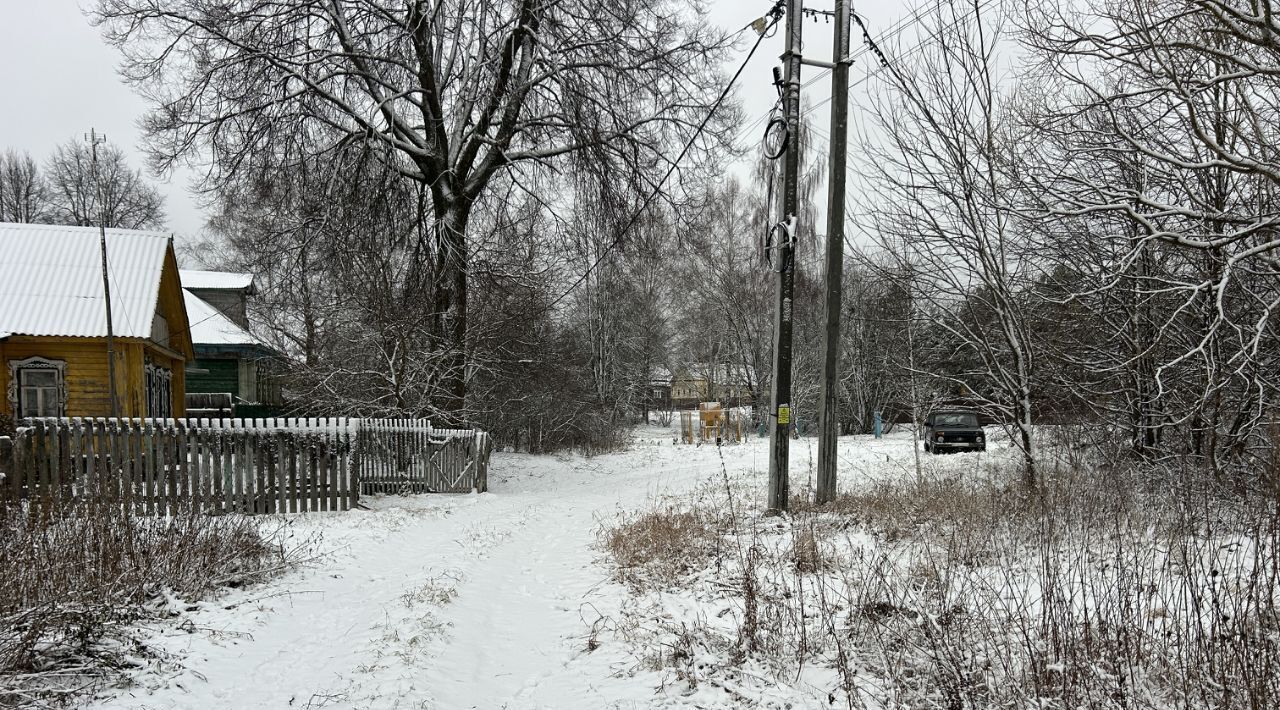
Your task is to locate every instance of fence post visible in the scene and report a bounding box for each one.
[0,436,11,503]
[348,425,360,507]
[32,419,49,505]
[476,433,489,493]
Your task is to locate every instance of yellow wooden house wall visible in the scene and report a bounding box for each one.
[0,339,188,420]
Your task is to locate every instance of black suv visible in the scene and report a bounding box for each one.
[923,410,986,453]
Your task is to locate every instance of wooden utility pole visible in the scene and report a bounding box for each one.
[88,128,120,419]
[767,0,804,514]
[816,1,852,504]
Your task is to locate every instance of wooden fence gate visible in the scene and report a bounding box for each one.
[356,420,489,495]
[0,418,491,515]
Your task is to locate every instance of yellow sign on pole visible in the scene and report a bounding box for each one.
[777,405,791,425]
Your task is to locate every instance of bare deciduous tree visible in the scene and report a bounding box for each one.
[858,0,1040,482]
[0,150,50,223]
[93,0,734,416]
[1020,0,1280,467]
[45,137,164,229]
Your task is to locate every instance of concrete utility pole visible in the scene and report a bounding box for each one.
[816,1,852,504]
[767,0,804,514]
[87,128,120,419]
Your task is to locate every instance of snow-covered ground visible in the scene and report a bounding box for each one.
[89,426,994,710]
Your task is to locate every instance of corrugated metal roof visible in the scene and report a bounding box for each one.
[180,269,256,292]
[0,222,172,339]
[183,290,264,347]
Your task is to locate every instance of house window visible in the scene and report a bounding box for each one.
[145,362,173,418]
[7,357,67,419]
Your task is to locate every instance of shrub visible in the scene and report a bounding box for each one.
[602,505,722,588]
[0,497,294,705]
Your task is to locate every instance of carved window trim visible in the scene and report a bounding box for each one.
[7,356,67,419]
[144,360,173,418]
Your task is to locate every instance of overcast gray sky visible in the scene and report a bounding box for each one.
[0,1,914,250]
[0,1,205,243]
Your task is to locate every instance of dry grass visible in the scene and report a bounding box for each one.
[827,466,1280,708]
[602,505,724,588]
[790,525,822,573]
[0,497,296,707]
[603,460,1280,708]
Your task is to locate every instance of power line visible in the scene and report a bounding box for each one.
[542,3,786,312]
[745,0,1003,228]
[799,0,998,119]
[729,0,934,154]
[509,0,999,326]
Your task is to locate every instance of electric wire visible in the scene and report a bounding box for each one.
[729,0,935,154]
[540,3,786,312]
[798,0,998,120]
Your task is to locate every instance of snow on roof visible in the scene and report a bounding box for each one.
[182,290,264,347]
[180,269,256,292]
[0,222,172,340]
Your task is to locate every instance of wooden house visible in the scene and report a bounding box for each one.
[670,363,758,410]
[180,270,283,416]
[0,223,194,420]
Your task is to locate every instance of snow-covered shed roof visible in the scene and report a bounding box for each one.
[182,290,264,348]
[0,222,173,340]
[180,269,256,293]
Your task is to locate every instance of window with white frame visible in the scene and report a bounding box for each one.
[145,361,173,418]
[7,357,66,419]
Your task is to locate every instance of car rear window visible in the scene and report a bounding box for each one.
[935,413,978,427]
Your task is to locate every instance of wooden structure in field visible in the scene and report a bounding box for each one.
[0,417,491,515]
[679,403,746,444]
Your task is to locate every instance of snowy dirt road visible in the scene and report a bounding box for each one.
[89,428,754,709]
[91,427,961,710]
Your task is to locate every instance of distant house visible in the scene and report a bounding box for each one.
[670,363,757,410]
[646,365,674,412]
[0,223,193,420]
[180,270,282,416]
